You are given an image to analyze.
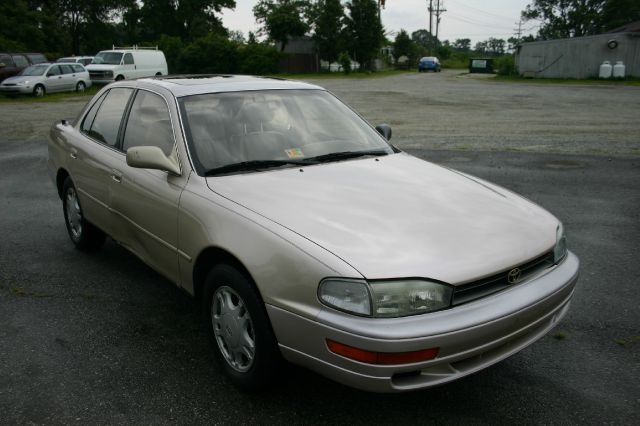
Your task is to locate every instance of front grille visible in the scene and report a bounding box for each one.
[89,71,111,79]
[452,251,555,306]
[2,84,17,86]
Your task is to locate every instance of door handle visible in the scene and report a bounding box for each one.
[111,170,122,183]
[69,149,78,159]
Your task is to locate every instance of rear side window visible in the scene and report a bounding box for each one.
[71,64,84,73]
[12,55,28,67]
[81,93,108,134]
[85,88,133,147]
[123,53,134,65]
[60,64,74,75]
[122,90,174,156]
[27,54,47,64]
[0,55,13,67]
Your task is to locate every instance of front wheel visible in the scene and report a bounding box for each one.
[62,177,106,251]
[115,75,125,81]
[203,264,281,391]
[33,84,45,97]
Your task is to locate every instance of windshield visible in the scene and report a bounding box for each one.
[92,52,123,65]
[179,89,393,175]
[19,65,48,76]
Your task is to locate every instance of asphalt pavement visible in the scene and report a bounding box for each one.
[1,127,638,424]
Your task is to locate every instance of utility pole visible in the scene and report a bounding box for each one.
[428,0,433,54]
[434,0,446,45]
[514,19,523,40]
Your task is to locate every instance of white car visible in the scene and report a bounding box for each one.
[86,46,167,84]
[0,62,91,97]
[57,56,94,66]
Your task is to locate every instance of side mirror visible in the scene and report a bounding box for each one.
[375,123,392,141]
[126,146,181,175]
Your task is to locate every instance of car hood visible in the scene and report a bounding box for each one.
[206,153,558,284]
[86,64,117,70]
[1,76,41,84]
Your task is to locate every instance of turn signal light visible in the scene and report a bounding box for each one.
[326,339,439,365]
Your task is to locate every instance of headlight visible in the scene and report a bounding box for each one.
[319,278,453,317]
[19,80,30,85]
[370,280,452,317]
[554,223,568,263]
[318,279,371,316]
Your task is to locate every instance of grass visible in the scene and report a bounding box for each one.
[494,74,640,86]
[0,86,99,103]
[614,336,640,346]
[270,69,412,80]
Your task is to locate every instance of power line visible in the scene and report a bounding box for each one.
[446,0,517,21]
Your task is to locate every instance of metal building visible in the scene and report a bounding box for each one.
[516,22,640,78]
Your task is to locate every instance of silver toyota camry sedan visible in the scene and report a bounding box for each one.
[47,76,579,393]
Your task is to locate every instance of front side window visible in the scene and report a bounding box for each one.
[86,88,133,147]
[123,53,134,65]
[47,66,61,76]
[27,54,47,64]
[122,90,174,156]
[12,55,28,68]
[179,89,393,175]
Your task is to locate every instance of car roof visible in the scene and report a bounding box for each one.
[131,75,324,98]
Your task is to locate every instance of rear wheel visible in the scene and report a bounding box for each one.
[62,177,105,251]
[33,84,45,97]
[76,81,85,92]
[203,264,281,391]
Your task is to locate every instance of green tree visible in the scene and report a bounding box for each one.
[411,29,438,53]
[312,0,344,62]
[344,0,383,70]
[598,0,640,31]
[253,0,309,52]
[522,0,606,39]
[392,29,413,61]
[453,38,471,51]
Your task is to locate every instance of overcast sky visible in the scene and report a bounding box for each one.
[219,0,540,44]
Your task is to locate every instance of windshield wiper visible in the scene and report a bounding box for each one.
[305,149,390,163]
[204,159,313,176]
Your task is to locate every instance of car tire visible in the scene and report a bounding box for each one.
[203,264,281,391]
[115,75,124,81]
[76,81,85,92]
[33,84,45,97]
[62,177,106,251]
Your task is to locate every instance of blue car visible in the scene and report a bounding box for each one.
[418,56,441,72]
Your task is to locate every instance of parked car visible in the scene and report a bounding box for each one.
[0,63,91,97]
[0,52,48,82]
[47,76,578,393]
[418,56,441,72]
[86,46,167,84]
[57,56,94,66]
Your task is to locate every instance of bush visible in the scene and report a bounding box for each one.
[338,52,351,75]
[180,34,238,74]
[237,43,281,75]
[496,55,516,76]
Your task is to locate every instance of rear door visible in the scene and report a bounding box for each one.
[59,64,76,91]
[44,65,66,93]
[68,88,134,236]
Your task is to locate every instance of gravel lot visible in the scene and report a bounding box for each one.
[1,72,639,425]
[1,70,639,156]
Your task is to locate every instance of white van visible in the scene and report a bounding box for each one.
[86,46,168,84]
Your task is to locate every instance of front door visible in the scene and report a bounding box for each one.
[109,89,185,283]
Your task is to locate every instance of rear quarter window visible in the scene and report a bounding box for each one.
[72,64,85,73]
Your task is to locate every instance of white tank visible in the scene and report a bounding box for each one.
[599,61,612,79]
[613,61,626,78]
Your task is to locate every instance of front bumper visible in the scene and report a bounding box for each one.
[267,251,579,392]
[0,85,32,95]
